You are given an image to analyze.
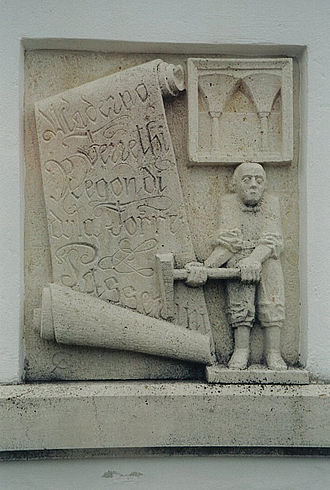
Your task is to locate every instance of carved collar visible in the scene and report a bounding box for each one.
[239,197,264,213]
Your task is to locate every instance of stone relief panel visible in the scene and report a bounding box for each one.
[187,58,293,165]
[24,51,304,383]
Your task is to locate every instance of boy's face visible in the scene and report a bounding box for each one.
[237,166,266,206]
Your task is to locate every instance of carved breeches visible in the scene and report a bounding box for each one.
[226,257,285,328]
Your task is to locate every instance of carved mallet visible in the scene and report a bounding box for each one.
[155,253,240,320]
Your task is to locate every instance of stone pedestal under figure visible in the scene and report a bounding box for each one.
[186,162,287,371]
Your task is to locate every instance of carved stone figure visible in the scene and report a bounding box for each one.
[186,162,287,371]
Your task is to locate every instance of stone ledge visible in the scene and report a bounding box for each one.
[0,381,329,451]
[206,365,310,384]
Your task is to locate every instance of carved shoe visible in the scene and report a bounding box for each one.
[228,348,249,370]
[266,351,287,371]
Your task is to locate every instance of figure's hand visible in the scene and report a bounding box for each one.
[184,262,208,287]
[238,258,262,283]
[204,256,220,268]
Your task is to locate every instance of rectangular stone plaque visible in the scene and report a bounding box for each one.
[187,58,293,165]
[25,51,300,383]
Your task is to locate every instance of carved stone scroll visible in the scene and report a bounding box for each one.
[37,284,215,365]
[35,60,211,341]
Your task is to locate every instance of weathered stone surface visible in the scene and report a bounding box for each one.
[206,365,309,384]
[187,58,293,164]
[24,51,301,380]
[37,284,215,365]
[35,59,209,334]
[0,382,328,451]
[186,162,288,373]
[31,57,211,380]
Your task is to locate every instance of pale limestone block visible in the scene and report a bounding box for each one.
[0,382,329,451]
[25,52,301,380]
[187,58,293,164]
[206,365,309,384]
[37,284,215,365]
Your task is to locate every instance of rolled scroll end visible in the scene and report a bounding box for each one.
[158,61,185,97]
[32,308,41,333]
[40,286,55,341]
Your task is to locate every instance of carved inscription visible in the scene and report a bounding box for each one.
[35,60,211,334]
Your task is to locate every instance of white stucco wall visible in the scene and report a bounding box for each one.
[0,455,330,490]
[0,0,329,487]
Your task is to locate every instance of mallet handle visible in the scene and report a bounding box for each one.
[173,267,240,281]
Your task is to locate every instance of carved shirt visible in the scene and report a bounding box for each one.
[215,192,284,260]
